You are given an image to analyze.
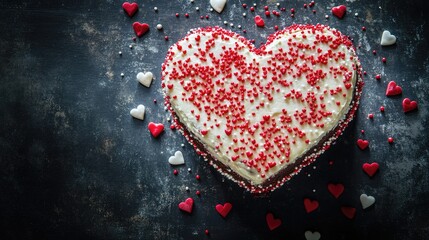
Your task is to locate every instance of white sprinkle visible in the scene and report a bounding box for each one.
[223,20,228,25]
[242,12,247,17]
[181,143,185,147]
[129,44,133,49]
[355,12,358,17]
[167,117,171,122]
[238,25,241,29]
[308,174,311,177]
[185,187,189,191]
[210,8,213,12]
[118,51,122,55]
[313,189,316,192]
[120,73,124,77]
[190,0,194,2]
[276,3,280,6]
[325,14,329,19]
[156,24,163,30]
[313,166,316,169]
[188,168,192,172]
[230,23,234,27]
[195,7,199,11]
[253,3,257,6]
[154,7,158,11]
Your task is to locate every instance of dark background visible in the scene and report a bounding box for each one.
[1,0,429,239]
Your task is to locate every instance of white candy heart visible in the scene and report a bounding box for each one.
[168,151,185,165]
[380,30,396,46]
[305,231,321,240]
[210,0,226,13]
[360,194,375,209]
[130,104,145,120]
[137,72,153,87]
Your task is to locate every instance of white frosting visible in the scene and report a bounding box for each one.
[163,26,359,186]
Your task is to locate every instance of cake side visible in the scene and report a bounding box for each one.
[162,24,363,193]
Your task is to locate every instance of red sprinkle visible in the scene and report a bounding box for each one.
[388,137,394,143]
[368,113,374,119]
[382,57,387,63]
[196,174,201,180]
[380,106,385,112]
[375,74,381,80]
[173,169,179,175]
[254,15,265,27]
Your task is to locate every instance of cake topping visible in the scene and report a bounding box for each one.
[386,81,402,96]
[357,139,369,150]
[305,231,321,240]
[266,212,282,230]
[254,15,265,27]
[122,2,138,17]
[178,198,194,213]
[210,0,227,13]
[130,104,146,120]
[168,151,185,165]
[341,206,356,219]
[331,5,347,19]
[215,202,232,218]
[133,22,150,37]
[137,71,154,87]
[362,162,379,177]
[360,194,376,209]
[327,183,344,199]
[402,98,418,112]
[148,122,164,138]
[304,198,319,213]
[380,30,397,46]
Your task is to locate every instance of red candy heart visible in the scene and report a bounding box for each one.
[386,81,402,96]
[357,139,369,150]
[332,5,347,19]
[362,162,379,177]
[327,183,344,199]
[341,206,356,219]
[178,198,194,213]
[402,98,418,113]
[215,202,232,218]
[148,122,164,138]
[266,213,281,231]
[133,22,150,37]
[304,198,319,213]
[254,15,265,27]
[122,2,138,17]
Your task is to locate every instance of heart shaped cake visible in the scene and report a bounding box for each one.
[162,24,363,193]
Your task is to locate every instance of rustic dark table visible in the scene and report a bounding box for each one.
[1,0,428,239]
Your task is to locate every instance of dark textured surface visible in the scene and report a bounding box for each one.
[1,0,429,239]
